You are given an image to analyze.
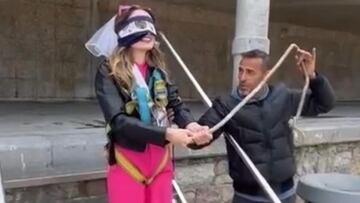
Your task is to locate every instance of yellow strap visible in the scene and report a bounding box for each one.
[115,146,170,185]
[147,145,170,184]
[115,150,147,184]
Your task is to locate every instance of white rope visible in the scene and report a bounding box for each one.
[160,32,282,203]
[210,43,300,133]
[295,64,310,120]
[289,63,310,145]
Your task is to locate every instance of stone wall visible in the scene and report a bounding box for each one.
[173,141,360,203]
[4,138,360,203]
[5,180,107,203]
[1,0,360,100]
[0,0,95,100]
[0,0,235,101]
[269,23,360,101]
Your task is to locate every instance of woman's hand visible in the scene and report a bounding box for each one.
[165,128,193,147]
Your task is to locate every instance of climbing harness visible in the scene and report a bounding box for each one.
[106,65,172,186]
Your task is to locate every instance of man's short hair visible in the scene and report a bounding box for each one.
[241,49,270,70]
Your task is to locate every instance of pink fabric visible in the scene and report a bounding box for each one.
[117,5,132,16]
[107,63,172,202]
[137,63,149,79]
[107,144,173,203]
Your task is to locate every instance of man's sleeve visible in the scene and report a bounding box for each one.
[289,73,336,116]
[166,83,195,128]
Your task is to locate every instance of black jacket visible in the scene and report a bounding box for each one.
[95,61,195,155]
[193,74,335,195]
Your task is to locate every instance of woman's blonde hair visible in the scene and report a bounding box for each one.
[109,5,167,92]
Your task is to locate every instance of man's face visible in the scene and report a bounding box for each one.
[238,57,268,95]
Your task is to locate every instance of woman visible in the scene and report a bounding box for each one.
[88,5,210,203]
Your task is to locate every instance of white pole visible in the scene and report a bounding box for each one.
[232,0,270,89]
[172,180,187,203]
[0,165,5,203]
[160,33,212,107]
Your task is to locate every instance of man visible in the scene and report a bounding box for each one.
[189,48,336,203]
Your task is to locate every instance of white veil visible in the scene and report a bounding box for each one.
[85,16,117,58]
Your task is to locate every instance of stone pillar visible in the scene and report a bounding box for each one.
[232,0,270,89]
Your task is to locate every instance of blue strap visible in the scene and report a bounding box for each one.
[135,87,151,125]
[132,69,167,125]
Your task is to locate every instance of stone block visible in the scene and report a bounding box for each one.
[0,136,52,179]
[83,180,106,197]
[214,159,228,176]
[195,186,223,203]
[49,134,105,169]
[213,174,232,185]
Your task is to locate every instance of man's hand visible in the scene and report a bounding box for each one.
[295,47,317,79]
[186,122,206,132]
[186,122,213,145]
[191,129,213,145]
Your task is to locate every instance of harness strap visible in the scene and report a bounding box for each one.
[114,146,170,186]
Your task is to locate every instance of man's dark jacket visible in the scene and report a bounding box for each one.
[192,74,335,196]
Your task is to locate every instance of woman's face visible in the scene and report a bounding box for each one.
[129,9,155,51]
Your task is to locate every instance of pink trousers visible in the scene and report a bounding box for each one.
[107,144,173,203]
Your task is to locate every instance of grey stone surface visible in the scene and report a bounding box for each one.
[294,117,360,146]
[194,186,223,203]
[175,162,215,187]
[1,101,360,184]
[214,160,229,176]
[49,134,107,169]
[0,136,52,179]
[4,181,107,203]
[213,174,232,185]
[4,140,360,203]
[295,142,360,176]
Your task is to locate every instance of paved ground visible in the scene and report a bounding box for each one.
[1,100,360,136]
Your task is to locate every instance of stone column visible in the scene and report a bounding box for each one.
[232,0,270,89]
